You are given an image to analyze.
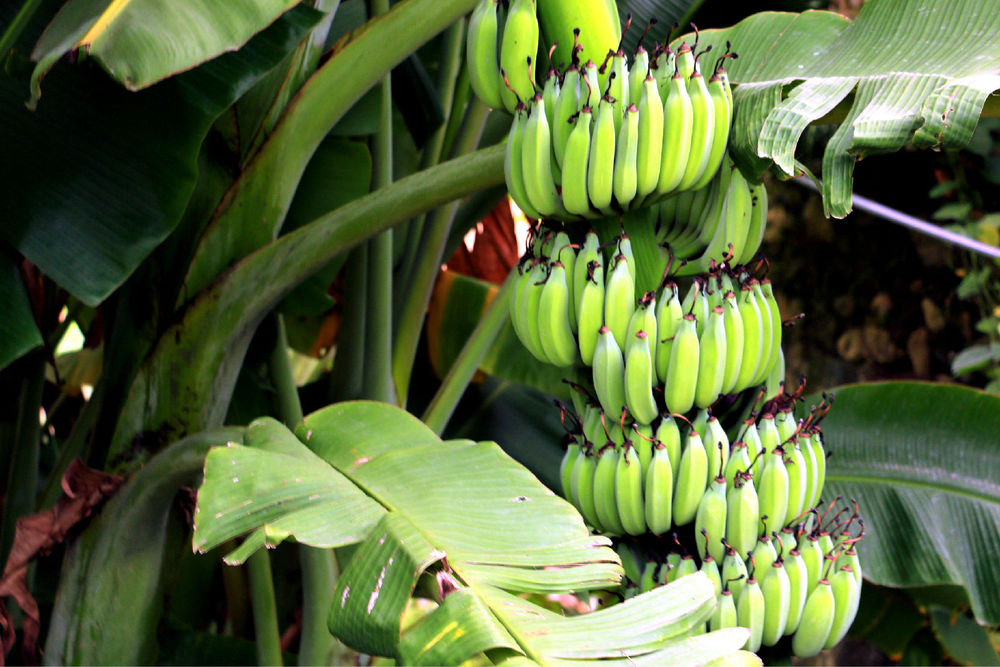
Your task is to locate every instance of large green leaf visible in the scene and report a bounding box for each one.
[684,0,1000,217]
[30,0,299,94]
[0,248,42,372]
[819,381,1000,624]
[0,5,321,306]
[192,401,752,664]
[44,427,244,665]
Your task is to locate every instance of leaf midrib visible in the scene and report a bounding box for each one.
[827,472,1000,505]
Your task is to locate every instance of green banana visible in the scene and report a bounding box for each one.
[612,103,640,209]
[570,446,603,531]
[654,282,684,383]
[616,442,646,535]
[750,528,778,577]
[663,313,700,415]
[606,50,630,134]
[720,289,745,393]
[629,45,650,104]
[537,261,578,367]
[734,280,764,392]
[559,437,582,499]
[626,292,658,359]
[689,63,734,192]
[521,96,565,217]
[792,577,835,657]
[784,546,810,636]
[750,280,775,385]
[737,182,769,266]
[800,532,824,594]
[581,59,601,110]
[576,259,605,365]
[587,92,617,212]
[635,73,664,200]
[678,62,715,191]
[553,62,582,169]
[515,259,550,362]
[725,440,751,492]
[536,0,621,77]
[624,331,659,425]
[656,72,693,196]
[710,586,739,631]
[656,415,682,486]
[704,415,731,489]
[824,564,860,649]
[561,107,594,216]
[737,574,765,652]
[694,305,727,409]
[721,542,749,602]
[758,439,790,532]
[672,428,708,526]
[593,443,626,535]
[726,471,759,558]
[551,232,577,332]
[761,559,791,647]
[498,0,538,112]
[644,440,674,535]
[592,326,626,420]
[466,0,505,110]
[694,474,728,564]
[760,279,784,383]
[785,439,810,527]
[504,105,543,220]
[682,278,710,337]
[604,253,636,351]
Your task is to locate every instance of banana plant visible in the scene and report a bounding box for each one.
[3,0,1000,664]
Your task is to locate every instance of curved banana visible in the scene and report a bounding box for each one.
[734,281,764,392]
[720,290,745,394]
[624,331,659,425]
[644,441,674,535]
[505,106,543,219]
[635,74,664,201]
[626,292,657,357]
[785,440,810,527]
[800,533,825,594]
[760,279,784,384]
[689,65,733,192]
[722,542,749,602]
[725,440,751,492]
[629,46,650,102]
[612,103,640,209]
[758,443,790,532]
[784,546,810,637]
[678,64,715,191]
[694,305,727,409]
[593,443,626,535]
[581,59,601,110]
[576,260,605,365]
[695,475,728,564]
[656,415,682,487]
[498,0,539,112]
[655,282,684,383]
[570,447,602,531]
[751,280,775,386]
[726,471,760,558]
[561,107,594,216]
[560,437,582,500]
[663,313,700,415]
[737,182,769,266]
[606,50,630,134]
[656,72,693,196]
[604,253,636,351]
[466,0,505,110]
[537,262,578,367]
[551,232,577,333]
[672,429,708,526]
[593,326,627,419]
[792,578,835,657]
[521,96,565,217]
[536,0,620,77]
[824,564,860,649]
[616,442,646,535]
[710,587,739,631]
[587,92,617,212]
[516,260,550,362]
[704,415,731,488]
[737,575,766,652]
[761,560,791,647]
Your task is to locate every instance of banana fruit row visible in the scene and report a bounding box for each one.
[509,227,783,421]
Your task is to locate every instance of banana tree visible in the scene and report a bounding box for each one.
[1,0,999,664]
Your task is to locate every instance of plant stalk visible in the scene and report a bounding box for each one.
[392,98,490,406]
[247,549,284,666]
[422,270,514,434]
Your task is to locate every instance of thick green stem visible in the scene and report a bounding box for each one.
[395,21,468,295]
[247,549,283,666]
[421,270,514,435]
[0,352,44,565]
[392,99,490,406]
[328,248,368,402]
[363,0,395,405]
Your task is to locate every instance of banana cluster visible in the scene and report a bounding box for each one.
[617,493,864,658]
[509,227,784,420]
[505,44,734,221]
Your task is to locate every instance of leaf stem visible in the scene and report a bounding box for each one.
[247,549,284,666]
[422,270,514,434]
[392,98,490,406]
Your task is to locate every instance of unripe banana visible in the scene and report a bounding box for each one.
[516,260,551,362]
[553,63,581,169]
[505,106,543,220]
[743,418,763,478]
[721,543,749,602]
[498,0,538,112]
[694,305,727,409]
[725,440,751,492]
[635,74,664,200]
[616,234,637,285]
[678,65,715,191]
[760,279,784,384]
[466,0,505,110]
[692,408,710,443]
[674,42,695,78]
[792,578,835,657]
[587,93,617,212]
[701,554,723,599]
[737,575,765,652]
[674,555,698,580]
[626,292,657,358]
[593,326,626,419]
[726,472,760,558]
[710,587,739,631]
[655,282,684,383]
[581,60,601,110]
[551,233,577,332]
[573,231,601,307]
[604,253,636,351]
[656,72,693,196]
[750,280,775,386]
[655,415,682,486]
[616,442,646,535]
[629,46,650,102]
[750,530,778,586]
[689,66,734,191]
[785,440,810,526]
[536,0,621,78]
[681,278,710,338]
[765,346,786,403]
[758,445,790,532]
[605,49,629,133]
[810,431,828,510]
[633,422,654,471]
[672,428,708,526]
[537,262,578,367]
[761,560,791,647]
[542,66,561,151]
[663,313,700,415]
[644,441,674,535]
[824,564,860,649]
[800,534,824,593]
[652,46,674,100]
[640,559,659,593]
[784,547,810,636]
[694,475,728,564]
[704,415,731,488]
[737,182,769,266]
[522,96,566,217]
[560,438,582,498]
[612,103,640,208]
[662,552,682,585]
[570,447,603,531]
[624,331,659,425]
[734,281,764,392]
[593,443,626,535]
[561,107,594,216]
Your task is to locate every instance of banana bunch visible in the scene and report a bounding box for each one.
[479,13,737,219]
[655,155,769,275]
